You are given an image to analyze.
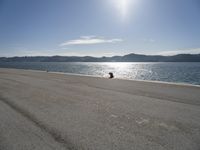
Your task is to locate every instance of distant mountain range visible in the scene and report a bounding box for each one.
[0,53,200,62]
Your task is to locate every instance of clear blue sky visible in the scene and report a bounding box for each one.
[0,0,200,57]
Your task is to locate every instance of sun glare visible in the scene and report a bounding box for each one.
[111,0,132,18]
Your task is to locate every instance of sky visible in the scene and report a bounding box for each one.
[0,0,200,57]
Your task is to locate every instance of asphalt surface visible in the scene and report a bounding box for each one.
[0,68,200,150]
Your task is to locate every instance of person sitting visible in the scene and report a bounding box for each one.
[109,72,114,79]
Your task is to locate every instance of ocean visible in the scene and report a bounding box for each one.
[0,62,200,85]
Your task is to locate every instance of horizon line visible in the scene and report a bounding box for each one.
[1,52,200,58]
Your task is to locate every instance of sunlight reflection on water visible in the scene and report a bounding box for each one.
[102,62,154,79]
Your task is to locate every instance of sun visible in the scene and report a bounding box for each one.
[111,0,131,18]
[118,0,130,16]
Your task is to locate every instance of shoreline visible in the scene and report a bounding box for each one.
[1,67,200,88]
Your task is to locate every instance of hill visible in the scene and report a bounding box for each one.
[0,53,200,62]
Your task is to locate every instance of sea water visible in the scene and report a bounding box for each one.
[0,62,200,85]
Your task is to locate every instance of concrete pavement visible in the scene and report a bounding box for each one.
[0,68,200,150]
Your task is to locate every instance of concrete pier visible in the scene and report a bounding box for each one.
[0,68,200,150]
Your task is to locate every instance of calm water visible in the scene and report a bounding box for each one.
[0,62,200,85]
